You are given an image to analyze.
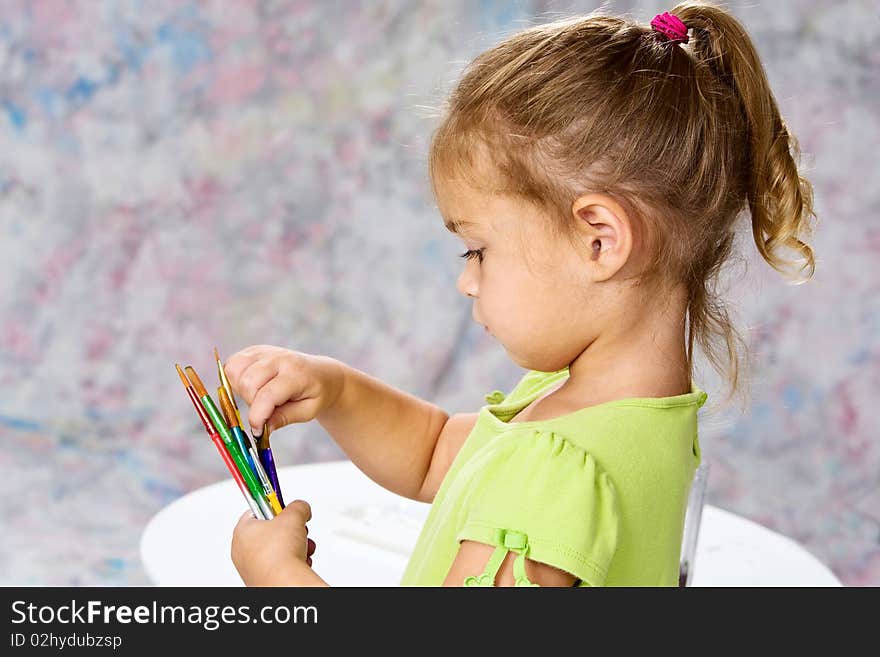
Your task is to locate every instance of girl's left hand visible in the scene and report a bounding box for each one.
[231,499,318,586]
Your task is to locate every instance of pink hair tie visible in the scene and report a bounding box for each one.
[650,11,689,44]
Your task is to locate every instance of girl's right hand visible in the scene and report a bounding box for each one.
[223,345,345,435]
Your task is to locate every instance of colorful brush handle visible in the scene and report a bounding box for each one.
[231,426,259,480]
[210,433,264,519]
[198,394,274,520]
[258,447,285,509]
[231,426,281,515]
[246,444,283,515]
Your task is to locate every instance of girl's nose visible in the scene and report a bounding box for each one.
[456,266,478,298]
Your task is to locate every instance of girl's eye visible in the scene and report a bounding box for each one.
[459,248,484,263]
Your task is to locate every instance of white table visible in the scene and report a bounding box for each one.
[140,460,842,587]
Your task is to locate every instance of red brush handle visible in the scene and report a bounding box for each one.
[183,383,260,516]
[185,385,214,434]
[210,433,249,494]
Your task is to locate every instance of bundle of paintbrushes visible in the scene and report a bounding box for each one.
[175,349,285,520]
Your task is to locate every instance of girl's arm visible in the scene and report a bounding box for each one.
[315,360,450,501]
[415,412,479,502]
[225,346,451,502]
[253,560,330,587]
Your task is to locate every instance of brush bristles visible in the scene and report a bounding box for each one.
[213,347,221,363]
[184,365,208,398]
[175,363,191,389]
[217,386,237,428]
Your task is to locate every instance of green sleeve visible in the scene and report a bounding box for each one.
[456,430,619,587]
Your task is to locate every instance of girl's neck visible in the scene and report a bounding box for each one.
[510,297,690,424]
[564,288,691,404]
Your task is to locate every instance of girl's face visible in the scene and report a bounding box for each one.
[439,178,604,372]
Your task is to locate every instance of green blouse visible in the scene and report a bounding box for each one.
[399,367,708,587]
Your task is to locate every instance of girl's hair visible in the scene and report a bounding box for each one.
[427,0,817,405]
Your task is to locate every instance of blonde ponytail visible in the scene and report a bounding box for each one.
[674,1,818,281]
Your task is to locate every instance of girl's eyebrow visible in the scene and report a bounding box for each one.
[444,218,478,235]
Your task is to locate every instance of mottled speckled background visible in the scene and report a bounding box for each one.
[1,0,877,585]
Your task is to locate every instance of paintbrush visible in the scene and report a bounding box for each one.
[253,422,285,508]
[219,386,282,515]
[175,364,264,519]
[185,365,274,520]
[214,347,243,428]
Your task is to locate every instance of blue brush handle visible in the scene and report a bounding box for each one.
[259,447,285,508]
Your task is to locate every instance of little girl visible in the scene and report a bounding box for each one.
[224,1,816,587]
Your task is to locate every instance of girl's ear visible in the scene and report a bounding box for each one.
[571,193,633,283]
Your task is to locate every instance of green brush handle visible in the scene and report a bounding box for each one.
[199,394,271,516]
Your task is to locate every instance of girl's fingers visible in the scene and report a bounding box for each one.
[223,351,264,391]
[265,397,322,434]
[249,375,309,433]
[307,538,316,556]
[236,359,280,406]
[286,499,312,523]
